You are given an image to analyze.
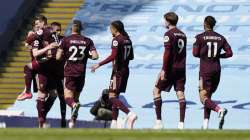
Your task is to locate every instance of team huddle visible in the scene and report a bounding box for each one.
[16,12,233,129]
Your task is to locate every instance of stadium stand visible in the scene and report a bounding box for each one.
[0,0,84,109]
[0,0,40,58]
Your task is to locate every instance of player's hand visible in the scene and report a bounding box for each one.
[48,42,59,49]
[91,64,100,73]
[27,31,35,37]
[160,70,166,80]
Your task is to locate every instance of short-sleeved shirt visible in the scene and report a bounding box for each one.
[60,34,96,77]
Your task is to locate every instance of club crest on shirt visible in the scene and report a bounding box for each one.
[34,40,39,47]
[164,36,169,43]
[193,37,197,43]
[113,40,118,47]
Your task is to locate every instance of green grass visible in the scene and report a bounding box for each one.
[0,129,249,140]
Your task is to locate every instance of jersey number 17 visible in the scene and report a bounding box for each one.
[124,45,132,60]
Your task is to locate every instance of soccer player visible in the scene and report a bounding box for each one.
[43,22,67,128]
[17,15,54,101]
[91,20,137,129]
[193,16,233,130]
[153,12,187,130]
[28,15,60,128]
[17,17,67,127]
[16,22,40,101]
[56,20,99,128]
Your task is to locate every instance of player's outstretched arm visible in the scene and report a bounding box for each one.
[91,64,99,73]
[91,47,117,73]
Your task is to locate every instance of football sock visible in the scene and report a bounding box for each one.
[51,79,66,121]
[65,97,75,108]
[24,65,32,93]
[36,100,46,124]
[204,98,220,112]
[204,107,211,119]
[112,107,119,120]
[179,99,186,122]
[58,94,66,120]
[154,97,162,120]
[110,97,130,115]
[57,84,66,119]
[44,95,57,116]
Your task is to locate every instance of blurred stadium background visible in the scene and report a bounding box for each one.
[0,0,249,130]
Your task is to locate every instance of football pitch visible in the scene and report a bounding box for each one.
[0,129,249,140]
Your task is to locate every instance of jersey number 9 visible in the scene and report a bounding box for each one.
[177,39,185,54]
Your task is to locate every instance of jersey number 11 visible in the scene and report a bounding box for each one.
[207,42,218,58]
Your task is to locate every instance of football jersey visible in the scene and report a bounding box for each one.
[112,34,134,71]
[60,34,96,77]
[193,31,232,74]
[163,28,187,72]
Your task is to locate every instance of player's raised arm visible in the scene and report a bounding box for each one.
[192,36,200,58]
[25,32,36,49]
[220,39,233,58]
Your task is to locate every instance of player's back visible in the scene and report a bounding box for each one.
[167,28,187,70]
[195,31,228,74]
[113,34,134,71]
[62,34,94,77]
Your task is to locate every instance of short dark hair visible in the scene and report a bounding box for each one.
[164,12,178,26]
[72,20,83,33]
[34,15,47,24]
[51,22,61,27]
[204,16,216,29]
